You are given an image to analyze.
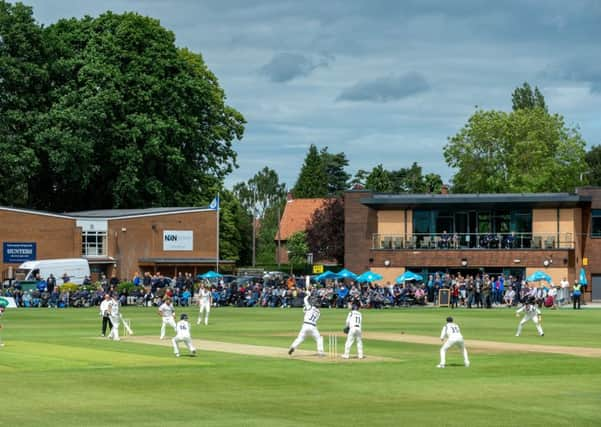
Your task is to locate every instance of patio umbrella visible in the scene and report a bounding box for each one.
[197,270,223,280]
[526,271,552,282]
[336,268,358,280]
[579,268,588,285]
[395,270,424,284]
[315,270,339,281]
[356,271,383,283]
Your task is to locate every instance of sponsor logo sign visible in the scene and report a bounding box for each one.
[163,231,193,251]
[3,242,36,263]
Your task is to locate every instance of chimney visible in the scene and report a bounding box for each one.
[440,184,449,195]
[286,191,294,202]
[352,183,365,190]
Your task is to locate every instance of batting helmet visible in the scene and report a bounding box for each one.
[180,313,188,320]
[446,316,453,323]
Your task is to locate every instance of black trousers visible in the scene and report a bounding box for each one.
[573,295,581,309]
[102,315,113,335]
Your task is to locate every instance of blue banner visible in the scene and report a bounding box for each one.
[3,242,36,263]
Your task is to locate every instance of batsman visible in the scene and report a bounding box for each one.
[342,303,363,359]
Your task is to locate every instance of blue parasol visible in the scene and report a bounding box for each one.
[526,271,552,282]
[396,270,424,284]
[356,271,383,283]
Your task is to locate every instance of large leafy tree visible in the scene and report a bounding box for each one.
[0,1,48,206]
[1,7,245,210]
[445,89,586,193]
[306,197,344,264]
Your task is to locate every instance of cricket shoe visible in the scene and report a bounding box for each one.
[175,353,180,358]
[436,364,445,368]
[288,348,295,356]
[191,350,196,357]
[197,319,201,325]
[342,354,350,359]
[465,362,470,368]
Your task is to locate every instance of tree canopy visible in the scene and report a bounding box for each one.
[292,145,349,198]
[306,197,344,264]
[0,4,245,210]
[512,82,547,112]
[352,162,443,193]
[444,86,586,193]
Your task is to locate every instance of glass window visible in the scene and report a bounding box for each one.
[592,210,601,237]
[82,231,107,256]
[478,212,490,233]
[493,210,510,233]
[413,210,431,234]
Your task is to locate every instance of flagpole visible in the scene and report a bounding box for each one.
[216,192,220,274]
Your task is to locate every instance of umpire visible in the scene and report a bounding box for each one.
[100,294,113,336]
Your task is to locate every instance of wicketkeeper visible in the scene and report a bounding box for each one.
[342,304,363,359]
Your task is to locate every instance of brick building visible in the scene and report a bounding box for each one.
[1,206,226,282]
[344,187,601,302]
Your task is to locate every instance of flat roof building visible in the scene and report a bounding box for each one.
[1,205,227,282]
[345,187,601,302]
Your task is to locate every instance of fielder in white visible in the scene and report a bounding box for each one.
[158,298,177,339]
[342,304,363,359]
[197,285,212,325]
[107,294,121,341]
[288,293,324,356]
[172,313,196,357]
[515,297,544,337]
[437,316,470,368]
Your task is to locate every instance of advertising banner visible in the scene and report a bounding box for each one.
[163,231,193,251]
[3,242,36,263]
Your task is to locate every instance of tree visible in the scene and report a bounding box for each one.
[365,164,393,192]
[512,82,547,112]
[0,1,48,206]
[292,144,328,198]
[320,147,350,195]
[287,231,309,266]
[217,190,252,266]
[233,167,287,266]
[444,107,587,193]
[584,146,601,185]
[1,8,245,210]
[306,198,345,264]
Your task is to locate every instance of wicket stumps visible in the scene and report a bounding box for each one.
[328,334,338,360]
[121,318,133,336]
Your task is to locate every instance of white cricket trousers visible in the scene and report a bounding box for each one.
[440,337,469,366]
[160,316,177,339]
[198,302,210,325]
[291,324,324,354]
[172,335,196,355]
[108,315,121,341]
[343,327,363,358]
[516,315,544,336]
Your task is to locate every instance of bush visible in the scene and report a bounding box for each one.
[60,283,79,293]
[117,282,136,294]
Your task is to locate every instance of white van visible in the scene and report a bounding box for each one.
[16,258,91,285]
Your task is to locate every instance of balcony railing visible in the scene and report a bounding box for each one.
[372,232,574,250]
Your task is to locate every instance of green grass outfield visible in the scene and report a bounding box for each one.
[1,306,601,427]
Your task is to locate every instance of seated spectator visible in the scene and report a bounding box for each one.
[503,287,516,306]
[22,290,32,307]
[180,288,191,306]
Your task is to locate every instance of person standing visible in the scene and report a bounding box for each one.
[559,277,569,305]
[515,297,544,336]
[437,316,470,368]
[172,313,196,357]
[99,294,113,337]
[197,284,212,325]
[107,294,121,341]
[158,298,177,339]
[572,281,582,310]
[288,293,324,356]
[0,304,5,347]
[342,304,363,359]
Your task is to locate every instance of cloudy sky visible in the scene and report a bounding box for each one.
[26,0,601,189]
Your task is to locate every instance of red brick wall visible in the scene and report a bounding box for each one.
[344,191,377,273]
[0,210,80,279]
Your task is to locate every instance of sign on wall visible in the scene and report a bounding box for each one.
[163,231,194,251]
[3,242,36,263]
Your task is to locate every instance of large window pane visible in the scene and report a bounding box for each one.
[592,210,601,237]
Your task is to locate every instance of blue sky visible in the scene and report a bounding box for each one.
[25,0,601,189]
